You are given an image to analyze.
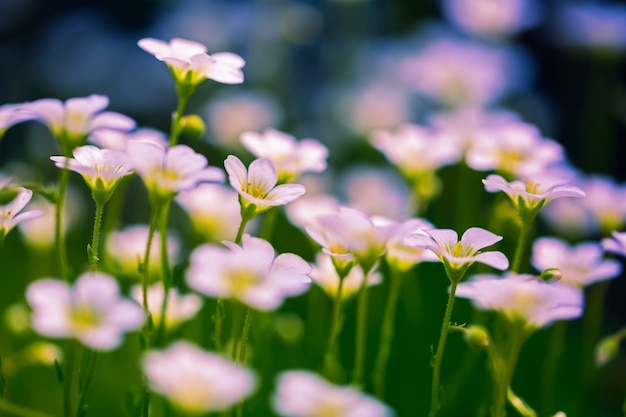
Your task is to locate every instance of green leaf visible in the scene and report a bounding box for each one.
[54,359,64,384]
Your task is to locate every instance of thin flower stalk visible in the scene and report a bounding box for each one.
[322,267,348,379]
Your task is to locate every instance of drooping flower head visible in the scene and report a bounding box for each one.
[131,283,203,330]
[186,234,311,311]
[24,95,135,154]
[531,237,621,287]
[138,37,245,96]
[272,370,395,417]
[26,272,145,350]
[405,227,508,279]
[142,341,256,414]
[0,187,43,246]
[455,273,584,330]
[240,128,328,183]
[51,145,133,204]
[126,141,224,204]
[224,155,305,218]
[483,173,586,219]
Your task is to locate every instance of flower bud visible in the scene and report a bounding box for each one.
[541,268,562,282]
[180,114,206,140]
[595,334,620,367]
[464,325,490,348]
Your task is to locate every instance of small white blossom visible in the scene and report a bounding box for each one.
[142,341,256,413]
[131,284,203,330]
[272,370,395,417]
[310,253,382,300]
[0,187,43,245]
[26,272,145,350]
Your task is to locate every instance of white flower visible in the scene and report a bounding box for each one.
[142,341,256,413]
[532,237,621,287]
[455,273,584,329]
[405,227,509,274]
[26,272,145,350]
[272,370,395,417]
[224,155,305,216]
[0,187,43,245]
[24,94,135,150]
[138,37,245,86]
[175,183,242,243]
[126,141,224,202]
[381,217,438,272]
[0,102,37,138]
[186,234,311,311]
[89,127,168,150]
[51,145,133,203]
[310,253,382,300]
[240,128,328,182]
[131,283,203,330]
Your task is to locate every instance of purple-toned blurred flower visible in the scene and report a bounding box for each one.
[405,227,509,275]
[138,37,245,86]
[602,231,626,258]
[142,341,256,413]
[442,0,542,38]
[310,253,383,300]
[126,141,224,203]
[456,273,584,329]
[89,128,168,150]
[240,128,328,183]
[0,103,37,139]
[131,283,203,330]
[380,217,438,272]
[532,237,621,287]
[26,272,145,350]
[272,370,395,417]
[0,187,43,245]
[224,155,305,216]
[24,95,135,152]
[186,234,311,311]
[51,145,133,203]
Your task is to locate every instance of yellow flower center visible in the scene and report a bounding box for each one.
[70,306,103,332]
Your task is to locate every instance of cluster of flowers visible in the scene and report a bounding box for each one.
[1,0,626,415]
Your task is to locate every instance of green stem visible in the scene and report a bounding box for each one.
[213,299,225,354]
[259,209,278,241]
[428,277,460,417]
[63,340,77,417]
[352,266,372,387]
[323,271,347,379]
[0,399,55,417]
[511,216,533,273]
[169,94,189,147]
[234,215,250,245]
[56,166,70,282]
[540,321,568,416]
[76,349,98,416]
[88,201,105,273]
[372,267,405,398]
[156,201,173,346]
[582,281,610,387]
[508,387,537,417]
[235,307,254,417]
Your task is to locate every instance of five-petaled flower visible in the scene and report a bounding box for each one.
[0,187,43,246]
[455,273,584,330]
[224,155,305,218]
[405,227,509,279]
[272,370,395,417]
[240,128,328,183]
[51,145,134,204]
[26,272,145,350]
[142,341,256,413]
[186,234,311,311]
[126,140,224,204]
[138,37,245,94]
[24,94,135,154]
[483,173,586,219]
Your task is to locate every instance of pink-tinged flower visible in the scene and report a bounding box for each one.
[0,103,37,139]
[483,174,585,216]
[142,341,256,413]
[602,231,626,258]
[455,273,584,329]
[26,272,145,350]
[305,206,395,274]
[580,175,626,234]
[175,184,242,243]
[442,0,542,38]
[309,253,383,300]
[51,145,133,203]
[405,227,508,274]
[89,127,168,150]
[532,237,621,287]
[0,187,43,245]
[186,234,311,311]
[131,283,203,330]
[467,121,564,178]
[272,370,395,417]
[224,155,305,216]
[240,128,328,183]
[381,217,438,272]
[24,95,135,151]
[286,194,341,230]
[138,37,245,86]
[126,141,224,202]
